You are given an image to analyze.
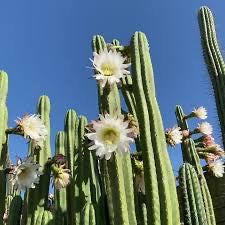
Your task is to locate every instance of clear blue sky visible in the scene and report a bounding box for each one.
[1,1,225,173]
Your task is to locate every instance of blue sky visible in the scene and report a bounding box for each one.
[1,1,225,173]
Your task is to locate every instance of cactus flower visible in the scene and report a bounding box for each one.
[16,114,48,146]
[86,114,134,160]
[165,126,183,147]
[192,107,207,119]
[52,164,71,189]
[208,160,225,177]
[197,122,213,135]
[12,157,42,190]
[91,49,131,87]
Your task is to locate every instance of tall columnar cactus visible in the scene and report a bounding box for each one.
[24,96,52,225]
[6,195,22,225]
[179,163,208,225]
[198,6,225,148]
[92,35,137,225]
[0,71,9,225]
[130,31,180,225]
[64,109,78,225]
[54,131,67,225]
[175,105,216,225]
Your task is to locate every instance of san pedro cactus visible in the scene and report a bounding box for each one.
[130,31,180,225]
[179,163,208,225]
[2,11,225,224]
[0,71,8,225]
[175,105,216,225]
[198,6,225,148]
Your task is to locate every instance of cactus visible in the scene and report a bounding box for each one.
[0,71,9,225]
[24,96,52,225]
[54,131,67,225]
[92,35,138,225]
[6,196,22,225]
[175,105,216,225]
[130,31,180,225]
[198,6,225,148]
[179,163,208,225]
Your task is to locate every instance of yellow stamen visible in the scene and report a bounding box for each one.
[101,63,116,76]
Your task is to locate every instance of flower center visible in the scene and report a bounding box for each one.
[101,128,120,145]
[101,63,117,76]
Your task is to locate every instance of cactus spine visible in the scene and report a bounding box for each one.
[130,31,180,225]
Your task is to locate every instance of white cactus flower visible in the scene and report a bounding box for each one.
[12,157,42,190]
[86,114,134,160]
[197,122,213,135]
[91,49,131,87]
[16,114,48,146]
[192,107,207,119]
[208,160,225,178]
[165,126,183,147]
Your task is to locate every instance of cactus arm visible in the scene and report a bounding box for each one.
[64,109,78,225]
[0,71,9,225]
[6,196,23,225]
[92,35,135,225]
[198,6,225,147]
[131,31,181,224]
[54,131,67,225]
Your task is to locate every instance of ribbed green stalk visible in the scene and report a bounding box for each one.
[64,109,78,225]
[92,35,136,225]
[179,163,208,225]
[81,202,90,225]
[198,6,225,148]
[130,31,180,225]
[0,71,8,225]
[24,96,52,225]
[175,105,216,225]
[55,131,67,225]
[7,196,22,225]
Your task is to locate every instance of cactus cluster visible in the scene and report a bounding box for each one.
[1,5,225,225]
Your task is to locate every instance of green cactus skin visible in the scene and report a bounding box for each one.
[198,6,225,148]
[205,173,225,224]
[81,202,90,225]
[81,202,97,225]
[92,35,137,225]
[33,210,53,225]
[130,31,180,225]
[54,131,67,225]
[175,105,216,225]
[64,109,78,225]
[6,195,22,225]
[179,163,208,225]
[0,71,8,225]
[24,96,52,225]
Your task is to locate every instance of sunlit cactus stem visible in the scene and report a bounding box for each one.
[130,31,180,225]
[0,71,9,225]
[92,35,137,225]
[24,96,52,225]
[175,105,216,225]
[198,6,225,148]
[179,163,208,225]
[54,131,67,225]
